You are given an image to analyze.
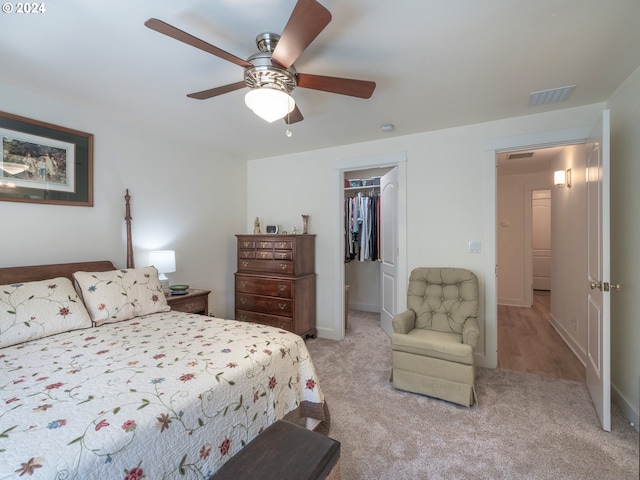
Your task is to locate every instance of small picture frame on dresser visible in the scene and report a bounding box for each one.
[266,224,279,234]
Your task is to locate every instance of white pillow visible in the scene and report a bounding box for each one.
[0,277,93,348]
[73,266,170,326]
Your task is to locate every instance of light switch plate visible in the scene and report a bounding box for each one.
[468,241,481,253]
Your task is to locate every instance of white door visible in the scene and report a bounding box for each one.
[586,110,611,431]
[531,190,552,291]
[380,168,398,336]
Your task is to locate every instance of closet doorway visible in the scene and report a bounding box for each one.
[332,152,407,340]
[344,167,393,334]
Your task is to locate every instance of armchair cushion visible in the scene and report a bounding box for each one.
[391,330,474,365]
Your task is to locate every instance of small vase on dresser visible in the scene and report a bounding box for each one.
[235,234,316,338]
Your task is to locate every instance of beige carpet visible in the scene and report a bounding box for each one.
[305,310,639,480]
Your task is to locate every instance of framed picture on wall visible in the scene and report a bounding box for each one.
[0,110,93,206]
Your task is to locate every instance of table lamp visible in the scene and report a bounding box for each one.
[149,250,176,295]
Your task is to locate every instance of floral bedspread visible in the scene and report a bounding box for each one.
[0,312,326,479]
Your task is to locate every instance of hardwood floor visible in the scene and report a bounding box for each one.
[498,292,586,382]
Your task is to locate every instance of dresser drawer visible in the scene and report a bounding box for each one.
[238,239,256,249]
[273,250,293,260]
[236,275,293,299]
[236,294,292,316]
[238,259,293,275]
[273,240,293,250]
[256,240,274,250]
[238,249,255,259]
[236,309,293,331]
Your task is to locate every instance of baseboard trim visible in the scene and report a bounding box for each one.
[347,303,380,313]
[612,383,640,429]
[549,313,586,365]
[497,298,529,307]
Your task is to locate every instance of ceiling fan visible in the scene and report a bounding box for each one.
[145,0,376,124]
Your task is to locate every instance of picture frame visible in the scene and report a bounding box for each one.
[0,111,93,206]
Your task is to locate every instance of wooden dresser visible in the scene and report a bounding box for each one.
[235,234,316,337]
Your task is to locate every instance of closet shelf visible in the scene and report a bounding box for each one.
[345,185,380,192]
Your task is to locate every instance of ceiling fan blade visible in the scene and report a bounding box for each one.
[271,0,331,69]
[145,18,251,68]
[297,73,376,99]
[187,81,246,100]
[285,105,304,124]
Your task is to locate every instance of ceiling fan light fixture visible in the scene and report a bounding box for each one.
[244,87,295,123]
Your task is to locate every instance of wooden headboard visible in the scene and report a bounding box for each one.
[0,190,134,285]
[0,261,117,285]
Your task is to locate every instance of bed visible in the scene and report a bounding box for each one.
[0,195,327,479]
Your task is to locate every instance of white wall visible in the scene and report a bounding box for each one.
[247,103,605,367]
[549,145,589,364]
[607,65,640,425]
[0,82,247,318]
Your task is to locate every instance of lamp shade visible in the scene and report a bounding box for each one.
[244,88,295,123]
[149,250,176,275]
[553,170,566,187]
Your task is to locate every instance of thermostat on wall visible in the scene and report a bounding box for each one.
[266,225,279,234]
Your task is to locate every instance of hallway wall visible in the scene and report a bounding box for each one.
[549,145,589,364]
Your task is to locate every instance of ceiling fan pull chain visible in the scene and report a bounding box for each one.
[286,102,293,137]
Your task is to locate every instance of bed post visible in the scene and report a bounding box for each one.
[125,189,134,269]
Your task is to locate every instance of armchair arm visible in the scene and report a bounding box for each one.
[462,317,480,349]
[392,309,417,334]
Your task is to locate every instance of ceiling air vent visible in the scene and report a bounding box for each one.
[528,85,576,107]
[507,152,535,160]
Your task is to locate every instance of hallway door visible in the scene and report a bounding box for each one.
[586,110,611,431]
[531,190,551,291]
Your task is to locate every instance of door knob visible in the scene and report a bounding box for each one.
[590,281,602,290]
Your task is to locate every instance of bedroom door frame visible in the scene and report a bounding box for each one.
[483,126,593,369]
[332,152,407,340]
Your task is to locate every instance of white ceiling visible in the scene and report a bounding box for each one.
[2,0,640,161]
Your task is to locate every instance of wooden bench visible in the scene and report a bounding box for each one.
[210,420,340,480]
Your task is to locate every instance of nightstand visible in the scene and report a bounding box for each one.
[166,289,211,315]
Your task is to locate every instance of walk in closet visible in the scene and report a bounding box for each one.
[343,167,393,315]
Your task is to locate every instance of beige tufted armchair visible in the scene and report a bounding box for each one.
[391,268,480,407]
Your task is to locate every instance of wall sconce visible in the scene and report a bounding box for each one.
[149,250,176,295]
[554,168,571,188]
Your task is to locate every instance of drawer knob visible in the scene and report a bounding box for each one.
[261,242,268,248]
[278,303,287,310]
[240,281,247,288]
[280,264,287,270]
[240,315,247,321]
[278,285,286,291]
[243,242,250,247]
[260,252,268,258]
[240,298,247,305]
[279,242,286,248]
[185,302,194,310]
[242,261,248,268]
